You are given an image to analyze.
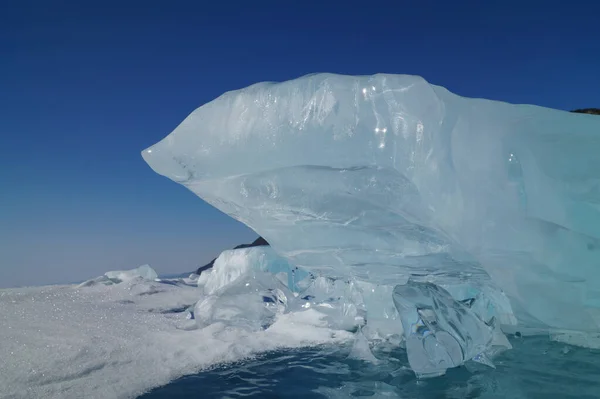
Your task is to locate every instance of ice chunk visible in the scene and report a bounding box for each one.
[77,275,114,287]
[78,264,159,287]
[195,247,295,331]
[348,328,379,363]
[194,290,285,331]
[393,280,495,377]
[357,281,404,339]
[196,246,511,372]
[104,264,158,283]
[293,276,366,332]
[201,246,309,295]
[424,276,518,327]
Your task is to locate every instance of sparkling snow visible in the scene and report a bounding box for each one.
[0,275,352,399]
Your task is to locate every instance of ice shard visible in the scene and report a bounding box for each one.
[392,280,496,377]
[142,73,600,369]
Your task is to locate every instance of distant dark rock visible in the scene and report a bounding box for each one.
[196,236,270,275]
[233,236,269,250]
[571,108,600,115]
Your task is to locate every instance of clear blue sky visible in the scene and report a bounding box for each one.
[1,1,598,288]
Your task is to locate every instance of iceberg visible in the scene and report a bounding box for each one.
[142,73,600,374]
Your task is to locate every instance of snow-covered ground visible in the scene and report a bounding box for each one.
[0,275,352,399]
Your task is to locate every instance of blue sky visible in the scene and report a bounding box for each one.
[1,1,599,288]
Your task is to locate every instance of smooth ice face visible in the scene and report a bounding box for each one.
[142,73,600,336]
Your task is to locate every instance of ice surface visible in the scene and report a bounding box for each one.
[153,338,600,399]
[142,73,600,343]
[393,280,499,377]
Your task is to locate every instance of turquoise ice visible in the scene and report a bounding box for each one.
[143,73,600,373]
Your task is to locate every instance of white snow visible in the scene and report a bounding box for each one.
[0,277,352,399]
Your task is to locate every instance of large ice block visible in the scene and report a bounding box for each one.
[393,280,496,377]
[142,73,600,336]
[194,247,295,331]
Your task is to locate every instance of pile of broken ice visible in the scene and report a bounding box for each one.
[142,73,600,377]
